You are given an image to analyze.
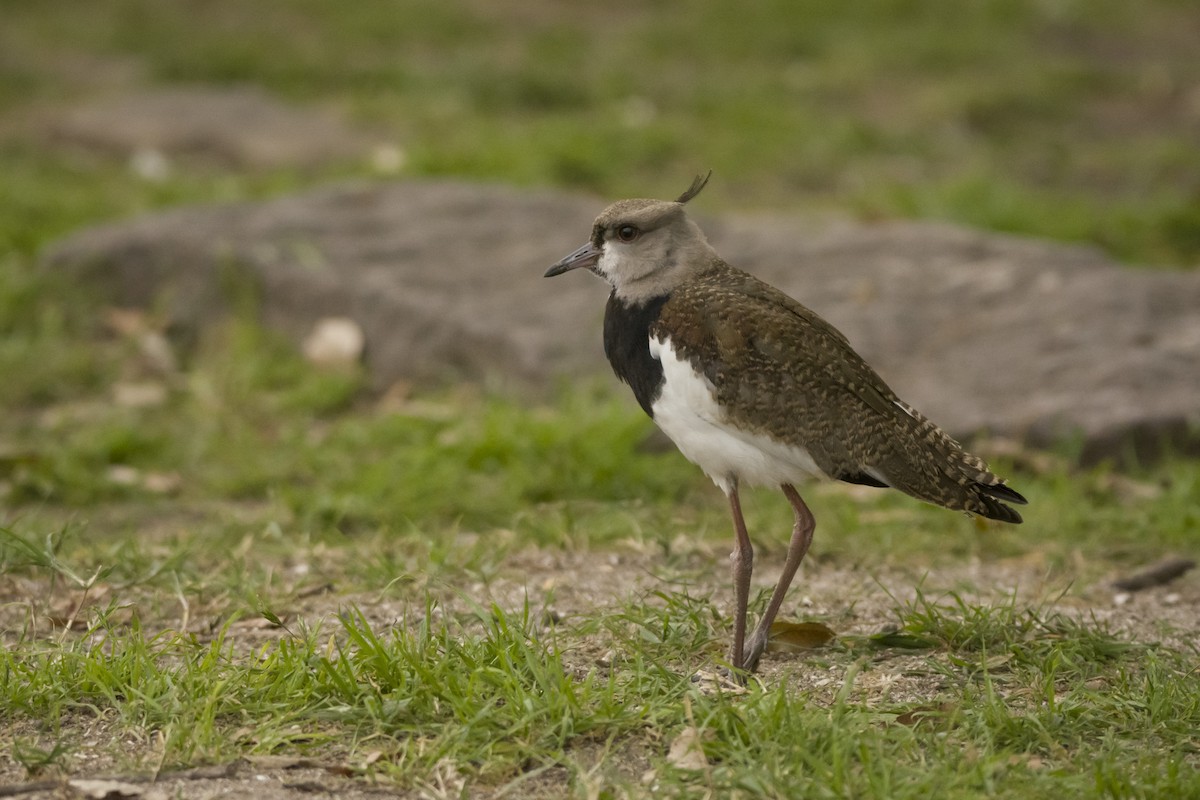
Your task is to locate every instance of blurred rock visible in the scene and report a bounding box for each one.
[45,86,374,170]
[42,180,1200,463]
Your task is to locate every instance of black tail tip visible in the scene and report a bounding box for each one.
[981,482,1028,506]
[983,502,1024,525]
[975,482,1026,524]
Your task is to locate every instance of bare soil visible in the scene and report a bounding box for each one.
[3,534,1196,799]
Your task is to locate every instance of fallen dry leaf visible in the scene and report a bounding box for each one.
[767,620,836,652]
[666,726,710,771]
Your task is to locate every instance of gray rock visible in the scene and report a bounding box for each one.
[43,181,1200,463]
[44,86,374,170]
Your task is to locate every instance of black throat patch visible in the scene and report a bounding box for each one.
[603,293,670,418]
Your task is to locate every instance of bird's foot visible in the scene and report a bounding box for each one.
[741,629,770,674]
[690,666,751,695]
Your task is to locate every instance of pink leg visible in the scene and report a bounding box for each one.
[726,483,753,673]
[742,483,816,673]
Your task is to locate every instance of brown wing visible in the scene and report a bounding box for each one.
[655,264,1025,522]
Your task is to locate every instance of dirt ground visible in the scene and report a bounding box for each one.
[3,538,1196,799]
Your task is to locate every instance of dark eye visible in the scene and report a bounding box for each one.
[616,225,639,242]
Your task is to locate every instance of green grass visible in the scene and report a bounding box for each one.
[1,1,1199,264]
[3,580,1198,796]
[1,258,1198,792]
[2,1,1200,795]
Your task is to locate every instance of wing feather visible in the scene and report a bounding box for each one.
[653,263,1023,521]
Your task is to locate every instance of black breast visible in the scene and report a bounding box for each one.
[603,293,669,418]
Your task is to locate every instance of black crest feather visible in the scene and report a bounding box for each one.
[676,171,712,204]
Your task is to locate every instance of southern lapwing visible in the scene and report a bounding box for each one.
[545,174,1027,675]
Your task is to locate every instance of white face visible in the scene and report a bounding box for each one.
[595,239,629,283]
[595,228,677,298]
[587,199,717,302]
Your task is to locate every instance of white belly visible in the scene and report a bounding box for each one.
[649,336,824,495]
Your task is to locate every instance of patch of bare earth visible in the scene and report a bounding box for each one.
[3,535,1196,798]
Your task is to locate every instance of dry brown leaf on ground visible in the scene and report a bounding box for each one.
[767,620,836,652]
[666,727,711,771]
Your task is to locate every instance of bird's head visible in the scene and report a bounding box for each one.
[545,173,717,302]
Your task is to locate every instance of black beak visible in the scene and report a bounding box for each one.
[545,241,601,277]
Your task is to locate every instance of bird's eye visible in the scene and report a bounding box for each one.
[616,225,639,242]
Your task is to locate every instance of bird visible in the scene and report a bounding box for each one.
[544,173,1027,675]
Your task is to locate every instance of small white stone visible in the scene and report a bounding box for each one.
[371,143,407,174]
[130,147,170,181]
[107,465,141,486]
[302,317,365,366]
